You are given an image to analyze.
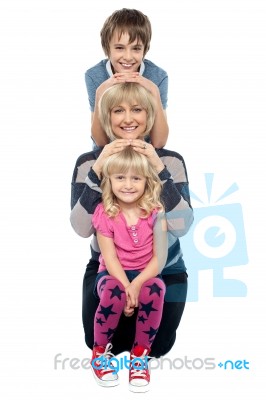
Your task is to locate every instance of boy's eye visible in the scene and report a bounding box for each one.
[133,46,142,52]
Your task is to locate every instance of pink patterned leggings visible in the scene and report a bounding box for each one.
[94,273,166,349]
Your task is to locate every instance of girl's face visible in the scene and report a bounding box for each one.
[109,169,146,207]
[110,101,147,140]
[109,31,144,73]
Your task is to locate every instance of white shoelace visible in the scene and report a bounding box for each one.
[95,343,116,373]
[130,349,150,378]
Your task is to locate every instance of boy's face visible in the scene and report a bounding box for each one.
[109,31,144,74]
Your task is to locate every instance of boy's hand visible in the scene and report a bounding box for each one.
[96,72,138,98]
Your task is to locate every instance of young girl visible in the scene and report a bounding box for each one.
[91,146,167,392]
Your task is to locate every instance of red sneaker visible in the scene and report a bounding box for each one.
[90,343,119,387]
[129,345,150,392]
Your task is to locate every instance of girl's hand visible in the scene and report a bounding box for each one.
[123,283,139,317]
[92,139,131,178]
[130,140,165,173]
[125,281,142,309]
[123,302,135,317]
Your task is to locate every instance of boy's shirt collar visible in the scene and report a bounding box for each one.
[106,60,145,76]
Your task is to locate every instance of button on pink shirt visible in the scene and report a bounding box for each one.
[92,203,158,272]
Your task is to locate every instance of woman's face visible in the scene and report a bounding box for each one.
[110,101,147,140]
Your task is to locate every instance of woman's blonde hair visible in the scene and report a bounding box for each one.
[101,147,164,218]
[98,82,155,141]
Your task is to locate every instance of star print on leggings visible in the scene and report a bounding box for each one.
[139,300,158,317]
[96,317,105,326]
[143,326,158,340]
[109,285,124,300]
[101,327,116,340]
[98,304,117,320]
[147,282,163,296]
[138,314,148,324]
[98,278,107,293]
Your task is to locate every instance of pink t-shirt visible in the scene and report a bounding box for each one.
[92,203,158,272]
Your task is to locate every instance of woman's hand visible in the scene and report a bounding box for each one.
[130,139,165,173]
[92,139,131,178]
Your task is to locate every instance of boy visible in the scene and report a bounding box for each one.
[85,8,169,148]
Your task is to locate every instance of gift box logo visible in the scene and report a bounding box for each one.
[180,173,248,301]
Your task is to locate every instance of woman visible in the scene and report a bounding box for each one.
[70,82,193,358]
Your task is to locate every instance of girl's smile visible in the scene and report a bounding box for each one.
[110,170,146,207]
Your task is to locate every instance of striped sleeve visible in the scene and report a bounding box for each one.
[70,152,102,238]
[157,149,194,237]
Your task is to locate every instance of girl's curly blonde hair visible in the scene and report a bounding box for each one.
[101,147,164,218]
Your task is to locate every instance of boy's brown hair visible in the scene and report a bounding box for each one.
[100,8,152,57]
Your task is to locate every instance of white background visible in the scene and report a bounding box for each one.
[0,0,265,398]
